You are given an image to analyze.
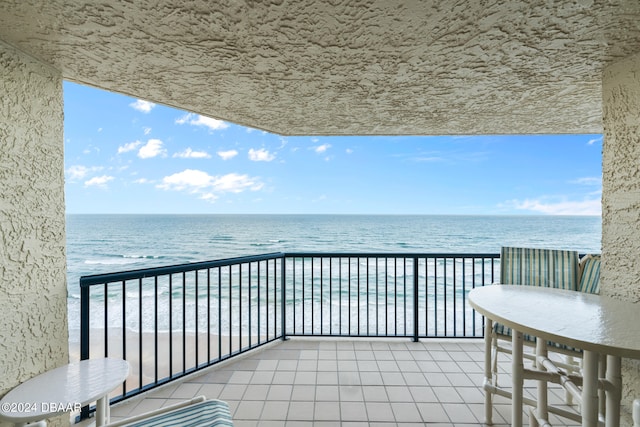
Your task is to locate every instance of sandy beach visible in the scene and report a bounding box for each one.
[70,329,264,397]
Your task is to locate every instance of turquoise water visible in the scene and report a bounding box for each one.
[66,214,601,335]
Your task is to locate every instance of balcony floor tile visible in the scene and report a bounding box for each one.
[85,339,583,426]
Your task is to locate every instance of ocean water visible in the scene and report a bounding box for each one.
[66,214,601,337]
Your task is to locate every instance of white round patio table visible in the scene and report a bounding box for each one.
[0,358,129,427]
[469,285,640,427]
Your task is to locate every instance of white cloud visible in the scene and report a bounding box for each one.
[173,148,212,159]
[138,139,167,159]
[66,165,103,181]
[314,144,331,154]
[143,127,152,135]
[157,169,213,191]
[175,113,228,131]
[570,177,602,186]
[507,197,601,216]
[200,193,219,202]
[130,99,156,113]
[415,156,444,162]
[84,175,114,188]
[157,169,263,202]
[587,137,602,145]
[218,150,239,160]
[346,148,354,154]
[212,173,264,193]
[118,140,142,154]
[248,148,276,162]
[133,178,152,184]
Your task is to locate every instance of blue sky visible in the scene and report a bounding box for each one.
[64,81,602,215]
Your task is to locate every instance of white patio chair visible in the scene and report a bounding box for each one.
[484,247,580,422]
[484,248,603,424]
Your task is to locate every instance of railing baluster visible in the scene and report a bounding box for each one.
[329,258,333,335]
[404,258,407,337]
[239,264,242,352]
[425,258,429,337]
[357,257,361,335]
[248,263,252,347]
[453,258,456,337]
[348,257,351,335]
[154,276,158,383]
[339,257,342,334]
[365,257,369,336]
[207,269,211,365]
[375,257,379,335]
[228,265,232,354]
[257,261,261,344]
[413,257,419,342]
[195,271,199,369]
[122,280,127,394]
[292,258,296,335]
[394,257,398,336]
[281,257,286,340]
[385,257,388,336]
[217,267,221,360]
[320,257,324,335]
[169,274,173,378]
[104,283,108,357]
[138,278,143,390]
[273,259,277,339]
[182,271,186,374]
[79,280,91,421]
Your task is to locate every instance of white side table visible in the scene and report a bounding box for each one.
[0,358,129,427]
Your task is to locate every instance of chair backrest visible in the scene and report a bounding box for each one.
[500,246,579,290]
[578,254,601,294]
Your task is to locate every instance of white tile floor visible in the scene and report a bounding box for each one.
[87,339,584,426]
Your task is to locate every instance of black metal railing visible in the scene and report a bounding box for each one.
[79,252,499,413]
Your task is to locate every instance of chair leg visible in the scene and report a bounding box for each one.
[565,355,576,406]
[491,331,500,387]
[535,339,549,427]
[484,319,494,425]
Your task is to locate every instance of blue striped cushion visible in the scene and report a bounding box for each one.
[578,255,600,294]
[123,400,233,427]
[494,247,579,340]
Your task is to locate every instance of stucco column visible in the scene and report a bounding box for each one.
[0,41,69,426]
[602,51,640,424]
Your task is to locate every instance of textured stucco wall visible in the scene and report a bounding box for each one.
[0,41,69,426]
[602,51,640,424]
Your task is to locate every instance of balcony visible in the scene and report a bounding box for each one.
[76,252,583,426]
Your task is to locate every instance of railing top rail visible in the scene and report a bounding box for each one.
[79,251,501,288]
[79,252,285,287]
[283,252,500,258]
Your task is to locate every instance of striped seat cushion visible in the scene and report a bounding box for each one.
[578,254,601,294]
[122,400,233,427]
[494,247,579,340]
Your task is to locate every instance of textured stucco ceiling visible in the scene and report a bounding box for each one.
[1,1,640,135]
